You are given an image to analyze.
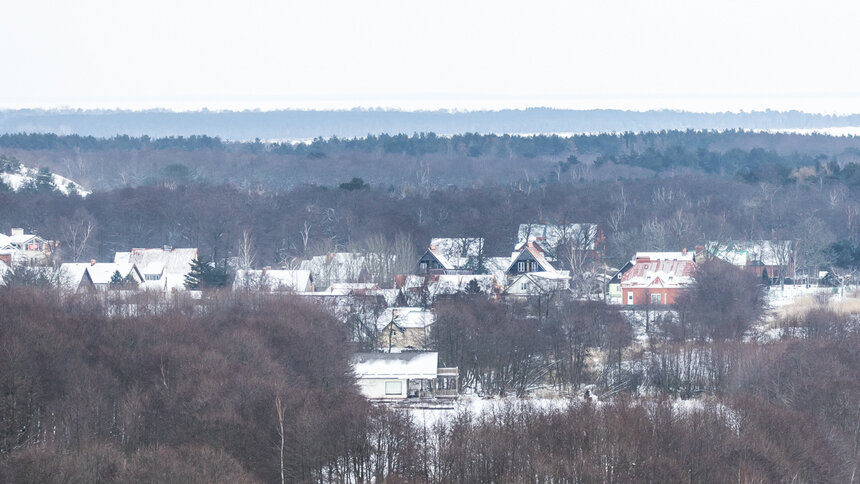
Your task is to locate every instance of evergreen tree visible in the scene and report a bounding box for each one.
[34,167,56,193]
[109,270,125,287]
[185,257,229,289]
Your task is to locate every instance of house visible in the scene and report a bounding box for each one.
[114,247,198,291]
[0,228,56,265]
[620,251,696,305]
[506,243,557,275]
[377,307,435,351]
[504,271,570,298]
[416,237,484,275]
[233,268,314,292]
[606,260,634,304]
[700,241,795,283]
[352,352,457,399]
[57,262,91,290]
[81,261,143,291]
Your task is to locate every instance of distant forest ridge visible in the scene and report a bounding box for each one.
[2,108,859,141]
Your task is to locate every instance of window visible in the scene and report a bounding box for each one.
[517,261,526,273]
[385,381,402,395]
[651,293,662,304]
[419,261,428,272]
[145,274,161,281]
[627,293,633,303]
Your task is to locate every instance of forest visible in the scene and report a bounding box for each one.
[2,129,860,482]
[0,288,856,482]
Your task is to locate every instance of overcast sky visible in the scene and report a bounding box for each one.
[1,0,858,113]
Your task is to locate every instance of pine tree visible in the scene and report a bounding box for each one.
[34,167,56,193]
[185,257,229,289]
[109,270,124,288]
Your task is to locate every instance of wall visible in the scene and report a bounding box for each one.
[356,378,407,399]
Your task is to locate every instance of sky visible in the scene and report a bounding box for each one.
[1,0,858,113]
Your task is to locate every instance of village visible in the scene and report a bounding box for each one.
[0,222,837,403]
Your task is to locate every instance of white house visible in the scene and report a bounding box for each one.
[114,247,198,291]
[504,271,571,297]
[352,352,440,399]
[0,228,56,265]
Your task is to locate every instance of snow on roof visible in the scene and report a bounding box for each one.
[621,259,696,289]
[86,263,138,285]
[506,271,571,294]
[507,243,556,273]
[428,237,484,269]
[425,246,455,270]
[143,262,165,275]
[116,248,197,291]
[57,262,90,289]
[233,269,312,292]
[118,248,197,273]
[430,274,496,296]
[517,223,599,250]
[352,352,439,379]
[321,282,380,295]
[634,252,695,262]
[0,259,8,285]
[377,307,435,331]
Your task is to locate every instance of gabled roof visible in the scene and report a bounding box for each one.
[376,307,435,331]
[352,352,439,379]
[507,243,556,273]
[505,271,570,294]
[620,258,696,289]
[422,247,455,270]
[428,237,484,269]
[85,263,140,286]
[116,248,198,291]
[57,262,91,289]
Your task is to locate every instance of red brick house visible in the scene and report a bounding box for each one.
[620,252,697,305]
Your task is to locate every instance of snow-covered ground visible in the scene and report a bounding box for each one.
[1,165,89,196]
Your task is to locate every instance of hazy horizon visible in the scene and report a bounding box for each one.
[3,1,858,115]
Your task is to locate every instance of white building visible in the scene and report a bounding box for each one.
[352,352,440,399]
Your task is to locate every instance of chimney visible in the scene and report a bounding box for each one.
[263,266,271,274]
[163,245,172,251]
[682,248,687,256]
[90,259,97,266]
[11,228,23,237]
